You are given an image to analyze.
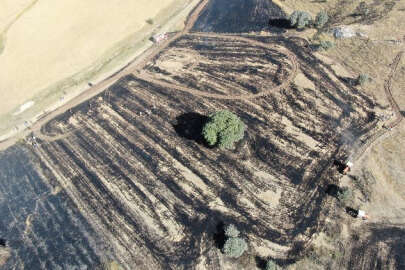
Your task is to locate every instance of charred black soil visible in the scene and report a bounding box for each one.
[193,0,286,33]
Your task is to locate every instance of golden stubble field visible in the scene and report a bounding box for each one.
[0,0,181,117]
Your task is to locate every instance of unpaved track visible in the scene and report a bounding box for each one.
[138,33,298,100]
[384,51,403,129]
[350,51,403,161]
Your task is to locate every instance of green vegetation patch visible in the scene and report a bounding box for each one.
[202,110,245,149]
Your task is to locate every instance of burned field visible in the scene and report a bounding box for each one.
[192,0,286,33]
[6,34,379,269]
[141,34,297,98]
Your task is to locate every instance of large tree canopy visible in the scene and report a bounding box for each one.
[202,110,245,149]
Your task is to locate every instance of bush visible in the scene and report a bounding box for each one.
[289,11,312,29]
[225,224,240,238]
[318,40,335,51]
[315,11,329,28]
[223,237,248,258]
[266,259,278,270]
[337,186,352,203]
[146,18,154,25]
[202,110,245,149]
[357,74,370,85]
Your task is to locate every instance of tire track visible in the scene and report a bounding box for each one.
[351,51,403,161]
[137,33,299,100]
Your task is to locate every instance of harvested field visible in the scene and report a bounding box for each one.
[0,0,186,119]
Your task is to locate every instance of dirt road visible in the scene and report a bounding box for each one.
[350,51,403,162]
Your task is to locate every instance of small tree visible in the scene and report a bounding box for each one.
[289,11,300,27]
[266,259,278,270]
[202,110,245,149]
[357,74,370,86]
[289,11,312,29]
[225,224,240,238]
[223,237,248,258]
[315,11,329,28]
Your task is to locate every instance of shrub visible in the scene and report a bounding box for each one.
[354,2,370,16]
[318,40,335,51]
[337,186,352,203]
[315,11,329,28]
[223,237,248,258]
[266,259,278,270]
[202,110,245,149]
[224,224,240,238]
[289,11,312,29]
[357,74,370,85]
[146,18,154,25]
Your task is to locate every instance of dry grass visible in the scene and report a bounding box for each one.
[0,0,181,116]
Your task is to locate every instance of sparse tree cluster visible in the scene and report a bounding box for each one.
[202,110,245,149]
[222,224,248,258]
[289,11,312,29]
[289,10,329,29]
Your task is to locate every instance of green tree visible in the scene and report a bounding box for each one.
[202,110,245,149]
[266,259,278,270]
[223,237,248,258]
[315,11,329,28]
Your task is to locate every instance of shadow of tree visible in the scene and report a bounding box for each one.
[172,112,210,146]
[213,221,226,250]
[325,184,341,198]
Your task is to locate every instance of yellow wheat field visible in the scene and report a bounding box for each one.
[0,0,177,115]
